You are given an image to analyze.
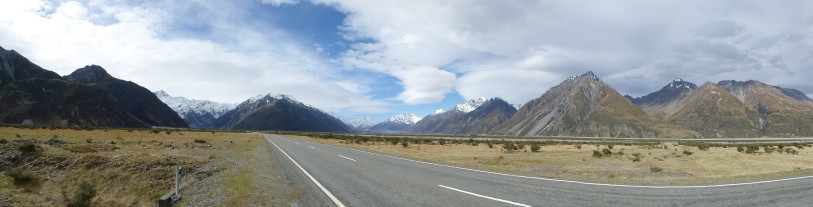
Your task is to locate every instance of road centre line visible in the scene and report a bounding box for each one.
[308,146,316,149]
[337,155,356,162]
[265,136,346,207]
[439,185,531,207]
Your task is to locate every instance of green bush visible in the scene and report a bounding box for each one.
[0,138,7,144]
[530,144,541,152]
[601,148,612,155]
[682,150,693,156]
[502,142,518,151]
[16,142,38,154]
[4,168,36,186]
[65,182,96,207]
[592,150,603,158]
[737,146,745,152]
[487,142,494,149]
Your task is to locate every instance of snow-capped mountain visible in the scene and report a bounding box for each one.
[451,97,488,113]
[386,112,422,124]
[345,116,380,129]
[153,90,235,128]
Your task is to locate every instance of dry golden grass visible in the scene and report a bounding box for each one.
[291,135,813,185]
[0,127,296,206]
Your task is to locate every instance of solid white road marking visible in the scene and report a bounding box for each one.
[265,136,346,207]
[439,185,530,207]
[337,155,356,162]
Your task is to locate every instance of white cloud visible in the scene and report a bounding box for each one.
[0,0,388,114]
[258,0,300,6]
[391,66,456,104]
[318,0,813,100]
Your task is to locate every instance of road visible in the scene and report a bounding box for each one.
[264,134,813,207]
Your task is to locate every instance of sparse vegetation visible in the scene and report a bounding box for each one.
[650,166,663,173]
[0,138,7,143]
[401,140,409,148]
[530,144,541,152]
[4,168,36,186]
[64,182,96,207]
[682,150,693,156]
[194,139,207,143]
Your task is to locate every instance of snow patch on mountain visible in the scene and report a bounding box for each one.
[345,116,380,129]
[451,97,488,113]
[386,112,422,124]
[153,90,234,118]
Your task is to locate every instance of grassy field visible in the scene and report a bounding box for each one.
[292,135,813,185]
[0,127,299,206]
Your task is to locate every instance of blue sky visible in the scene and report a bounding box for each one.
[2,0,813,122]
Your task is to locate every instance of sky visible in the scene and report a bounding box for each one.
[1,0,813,122]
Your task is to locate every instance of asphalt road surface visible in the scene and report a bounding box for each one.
[264,134,813,207]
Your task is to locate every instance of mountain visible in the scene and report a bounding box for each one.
[717,80,813,137]
[627,79,697,115]
[772,86,812,102]
[214,94,350,132]
[408,98,517,134]
[0,46,186,128]
[64,65,188,128]
[344,116,380,130]
[657,82,760,138]
[153,90,235,128]
[368,112,421,133]
[490,72,694,137]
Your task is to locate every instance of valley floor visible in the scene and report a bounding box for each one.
[0,127,300,206]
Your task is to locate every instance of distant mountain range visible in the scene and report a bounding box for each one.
[0,46,187,128]
[5,44,813,137]
[153,90,234,129]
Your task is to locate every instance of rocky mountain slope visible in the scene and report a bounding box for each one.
[214,94,350,132]
[718,80,813,137]
[409,97,517,134]
[490,72,694,137]
[0,46,186,128]
[368,112,421,133]
[657,82,760,138]
[626,79,697,115]
[153,91,234,128]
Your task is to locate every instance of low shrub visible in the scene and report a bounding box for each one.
[530,144,541,152]
[487,142,494,149]
[193,139,207,144]
[0,138,7,144]
[401,140,409,148]
[16,142,38,154]
[601,148,612,155]
[592,150,603,158]
[4,168,36,186]
[65,182,96,207]
[682,150,693,156]
[650,166,663,173]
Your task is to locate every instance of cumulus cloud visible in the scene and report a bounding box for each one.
[0,0,388,114]
[317,0,813,100]
[391,66,456,104]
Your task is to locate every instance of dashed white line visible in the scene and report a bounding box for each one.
[308,146,316,149]
[439,185,530,207]
[338,155,356,162]
[265,136,346,207]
